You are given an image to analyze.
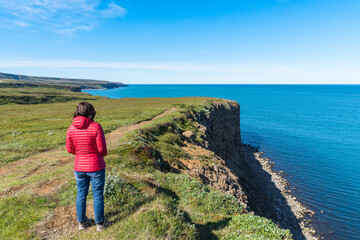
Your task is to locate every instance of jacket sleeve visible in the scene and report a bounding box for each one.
[66,127,76,155]
[96,124,108,156]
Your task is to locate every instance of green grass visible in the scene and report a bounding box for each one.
[220,214,292,239]
[0,158,73,190]
[0,194,50,239]
[161,173,244,218]
[114,196,197,240]
[0,96,293,239]
[104,173,144,206]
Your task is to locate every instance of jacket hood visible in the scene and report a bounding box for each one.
[73,116,93,129]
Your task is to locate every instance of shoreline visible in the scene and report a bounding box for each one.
[79,92,320,239]
[82,88,107,90]
[251,148,318,240]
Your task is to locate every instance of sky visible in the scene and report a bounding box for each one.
[0,0,359,84]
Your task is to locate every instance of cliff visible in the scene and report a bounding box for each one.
[191,99,317,240]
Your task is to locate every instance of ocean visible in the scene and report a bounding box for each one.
[84,84,360,239]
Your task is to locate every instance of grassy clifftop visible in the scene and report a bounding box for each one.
[0,97,292,239]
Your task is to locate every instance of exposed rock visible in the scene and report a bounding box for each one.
[182,130,196,142]
[213,164,219,172]
[178,141,247,207]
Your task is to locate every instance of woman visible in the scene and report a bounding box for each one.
[66,102,111,232]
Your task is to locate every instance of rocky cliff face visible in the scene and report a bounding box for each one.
[194,100,242,169]
[192,99,316,240]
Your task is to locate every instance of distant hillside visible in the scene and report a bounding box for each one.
[0,71,127,105]
[0,72,128,89]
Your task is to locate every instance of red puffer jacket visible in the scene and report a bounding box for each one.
[66,116,107,172]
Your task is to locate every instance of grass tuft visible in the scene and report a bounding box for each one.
[221,214,292,239]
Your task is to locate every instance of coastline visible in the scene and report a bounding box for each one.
[250,147,318,239]
[82,91,319,239]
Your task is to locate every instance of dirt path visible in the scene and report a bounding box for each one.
[106,106,178,147]
[0,107,177,186]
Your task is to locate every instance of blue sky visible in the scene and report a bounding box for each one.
[0,0,359,84]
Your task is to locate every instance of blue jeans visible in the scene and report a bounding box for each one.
[74,168,105,224]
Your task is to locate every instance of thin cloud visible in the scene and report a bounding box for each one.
[14,21,31,27]
[0,59,304,74]
[0,0,127,35]
[100,2,127,18]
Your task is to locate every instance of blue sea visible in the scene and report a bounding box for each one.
[84,85,360,239]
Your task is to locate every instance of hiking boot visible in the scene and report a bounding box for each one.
[96,219,113,232]
[78,217,94,231]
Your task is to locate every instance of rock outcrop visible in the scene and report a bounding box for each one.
[181,130,196,142]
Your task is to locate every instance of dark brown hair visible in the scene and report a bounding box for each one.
[73,102,96,120]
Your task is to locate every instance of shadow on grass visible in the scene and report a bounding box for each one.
[143,181,230,240]
[193,217,232,240]
[105,195,157,224]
